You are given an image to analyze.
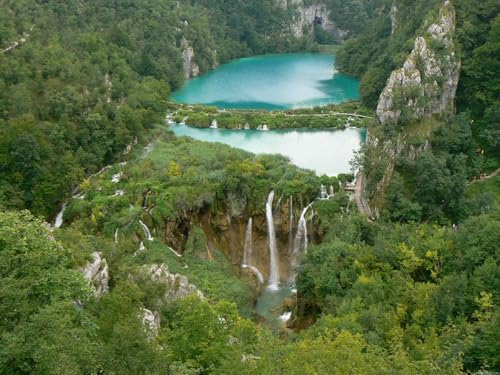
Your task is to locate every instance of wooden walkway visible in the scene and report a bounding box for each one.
[345,174,373,220]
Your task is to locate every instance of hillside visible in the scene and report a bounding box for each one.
[0,1,499,374]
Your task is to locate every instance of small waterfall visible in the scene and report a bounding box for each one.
[289,202,313,282]
[330,185,334,196]
[114,228,119,243]
[279,311,292,322]
[242,218,253,265]
[288,196,294,253]
[266,191,280,290]
[139,220,153,241]
[241,265,265,284]
[210,119,218,129]
[241,218,264,285]
[54,203,67,229]
[320,184,327,199]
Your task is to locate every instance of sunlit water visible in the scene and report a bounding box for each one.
[169,124,366,176]
[171,53,360,110]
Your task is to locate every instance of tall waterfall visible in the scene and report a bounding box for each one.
[266,191,280,290]
[289,202,313,281]
[114,228,119,243]
[242,218,253,265]
[54,203,67,229]
[241,218,265,285]
[139,220,153,241]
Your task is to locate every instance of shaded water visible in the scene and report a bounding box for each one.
[255,287,294,330]
[171,54,360,110]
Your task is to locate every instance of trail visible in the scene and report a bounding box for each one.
[1,25,34,54]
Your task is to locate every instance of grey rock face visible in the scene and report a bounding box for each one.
[146,263,204,301]
[141,308,160,339]
[81,252,109,296]
[181,38,200,79]
[377,1,460,125]
[288,2,348,43]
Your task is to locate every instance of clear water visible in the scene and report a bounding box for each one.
[169,124,366,176]
[255,287,294,330]
[171,53,360,110]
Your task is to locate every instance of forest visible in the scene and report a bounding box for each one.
[0,0,499,374]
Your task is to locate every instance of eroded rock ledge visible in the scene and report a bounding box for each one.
[377,1,460,125]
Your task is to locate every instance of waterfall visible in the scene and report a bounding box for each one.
[242,218,253,265]
[114,228,119,243]
[54,203,67,229]
[139,220,153,241]
[266,191,280,290]
[241,218,265,285]
[288,196,294,254]
[330,185,334,196]
[289,202,313,282]
[241,265,265,284]
[320,184,327,199]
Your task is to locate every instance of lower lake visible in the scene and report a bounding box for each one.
[169,124,366,176]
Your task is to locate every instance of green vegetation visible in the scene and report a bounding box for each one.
[0,0,499,374]
[0,0,312,218]
[169,102,373,130]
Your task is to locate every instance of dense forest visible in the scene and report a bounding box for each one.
[1,0,499,374]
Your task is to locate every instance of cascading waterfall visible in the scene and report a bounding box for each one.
[266,191,280,290]
[139,220,153,241]
[288,196,294,254]
[54,203,67,229]
[320,184,327,199]
[242,217,253,265]
[289,202,314,282]
[330,185,334,196]
[241,218,265,285]
[114,228,119,243]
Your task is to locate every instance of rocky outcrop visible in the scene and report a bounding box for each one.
[180,38,200,79]
[377,1,460,125]
[145,264,203,301]
[81,252,109,296]
[287,1,348,43]
[141,308,160,339]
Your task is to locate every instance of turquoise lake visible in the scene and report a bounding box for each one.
[171,53,360,110]
[169,124,366,176]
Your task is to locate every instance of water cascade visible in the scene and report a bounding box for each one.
[320,184,327,199]
[266,191,280,290]
[114,228,119,243]
[210,119,218,129]
[242,218,253,265]
[288,196,294,253]
[139,220,153,241]
[289,202,314,282]
[330,185,334,196]
[241,218,265,285]
[54,203,67,229]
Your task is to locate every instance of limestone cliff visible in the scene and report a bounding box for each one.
[363,1,461,213]
[283,1,348,43]
[145,263,204,301]
[81,252,109,296]
[180,38,200,80]
[377,1,460,125]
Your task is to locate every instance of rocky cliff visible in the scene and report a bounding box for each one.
[81,252,109,296]
[280,1,348,43]
[181,38,200,79]
[377,1,460,125]
[364,1,461,212]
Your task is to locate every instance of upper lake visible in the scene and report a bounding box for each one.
[171,53,360,110]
